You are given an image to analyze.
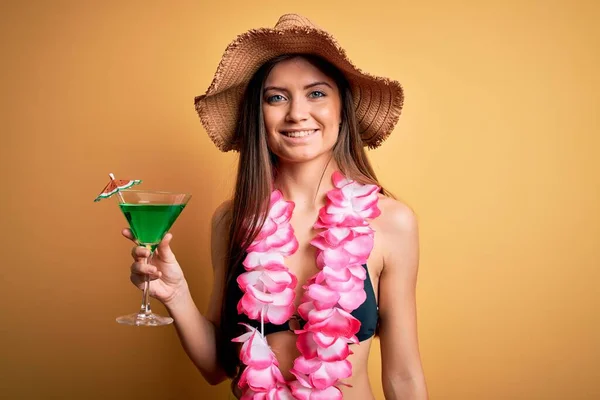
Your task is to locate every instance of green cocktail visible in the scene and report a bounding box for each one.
[115,190,191,327]
[119,204,186,251]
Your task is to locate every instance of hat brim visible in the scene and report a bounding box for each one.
[195,26,404,152]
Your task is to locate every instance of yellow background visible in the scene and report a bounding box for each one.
[1,1,598,399]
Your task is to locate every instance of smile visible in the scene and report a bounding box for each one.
[281,129,318,138]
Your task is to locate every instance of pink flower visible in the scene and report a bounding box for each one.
[238,190,298,326]
[296,331,352,362]
[306,283,340,310]
[243,252,287,271]
[233,325,287,397]
[289,381,343,400]
[238,270,297,293]
[321,266,360,289]
[315,171,381,228]
[314,226,374,251]
[241,384,294,400]
[342,234,374,262]
[309,267,366,311]
[304,272,366,312]
[233,324,278,368]
[312,233,374,270]
[248,190,298,255]
[319,227,351,247]
[238,364,286,392]
[298,303,361,339]
[252,217,278,244]
[347,264,367,280]
[313,330,359,347]
[238,286,295,324]
[269,191,295,223]
[291,356,352,389]
[338,289,366,311]
[248,222,298,253]
[234,172,381,398]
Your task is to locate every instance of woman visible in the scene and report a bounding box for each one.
[124,14,428,399]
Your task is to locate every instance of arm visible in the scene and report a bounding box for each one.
[378,199,428,399]
[166,200,232,385]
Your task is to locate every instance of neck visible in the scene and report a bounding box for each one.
[273,154,339,212]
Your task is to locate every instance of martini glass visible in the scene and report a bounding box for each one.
[115,190,191,326]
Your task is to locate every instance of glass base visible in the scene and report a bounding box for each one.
[116,312,173,326]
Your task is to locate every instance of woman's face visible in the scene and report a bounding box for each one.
[262,57,342,164]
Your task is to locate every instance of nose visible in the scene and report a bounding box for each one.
[285,96,309,123]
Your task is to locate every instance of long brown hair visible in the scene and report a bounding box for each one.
[217,54,392,377]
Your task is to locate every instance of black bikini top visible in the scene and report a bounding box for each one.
[241,264,378,342]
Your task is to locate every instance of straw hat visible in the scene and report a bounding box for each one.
[194,13,404,152]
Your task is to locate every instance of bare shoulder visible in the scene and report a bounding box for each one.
[376,194,419,235]
[210,199,233,272]
[205,199,233,323]
[212,199,233,230]
[374,194,420,275]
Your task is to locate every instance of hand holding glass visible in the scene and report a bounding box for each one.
[116,190,191,326]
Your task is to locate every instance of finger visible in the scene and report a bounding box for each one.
[130,246,150,260]
[155,233,176,260]
[130,262,163,278]
[131,261,154,275]
[122,228,137,243]
[159,232,173,248]
[131,270,162,286]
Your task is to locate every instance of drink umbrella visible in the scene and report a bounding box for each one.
[94,173,142,202]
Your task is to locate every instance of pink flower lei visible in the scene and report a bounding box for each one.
[233,171,381,399]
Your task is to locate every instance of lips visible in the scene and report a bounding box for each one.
[281,129,318,138]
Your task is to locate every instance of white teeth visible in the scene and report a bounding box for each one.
[282,130,316,138]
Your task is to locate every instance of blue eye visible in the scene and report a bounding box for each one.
[266,94,285,103]
[309,91,325,98]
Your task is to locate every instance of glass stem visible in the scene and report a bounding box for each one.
[139,246,153,316]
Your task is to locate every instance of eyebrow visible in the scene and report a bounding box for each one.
[264,81,334,92]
